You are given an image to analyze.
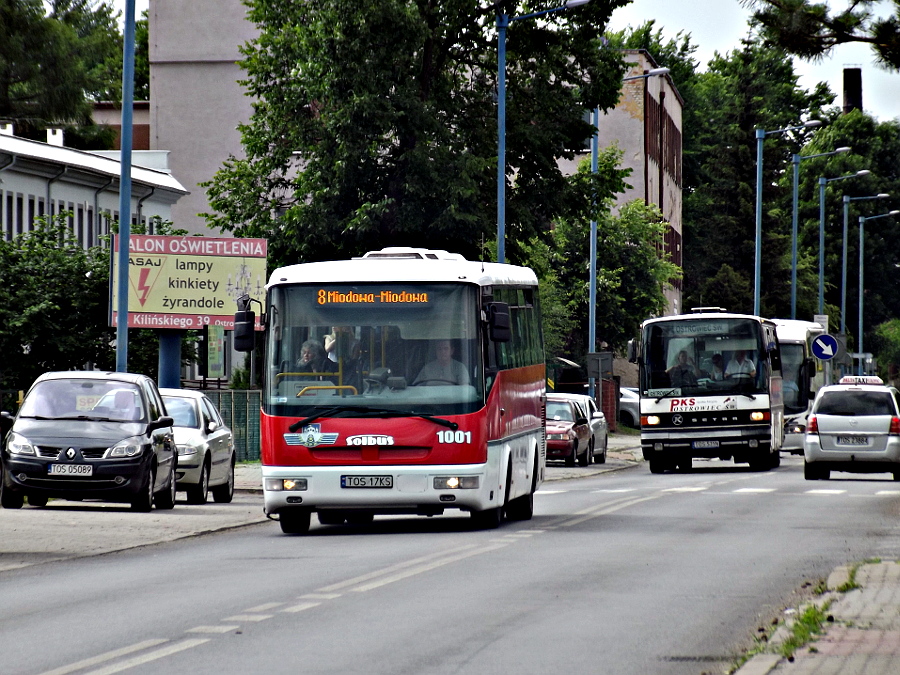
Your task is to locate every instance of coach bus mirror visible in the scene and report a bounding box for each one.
[487,302,511,342]
[233,309,256,352]
[626,338,637,363]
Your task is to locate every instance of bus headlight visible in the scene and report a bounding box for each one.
[787,423,805,434]
[643,416,661,426]
[750,411,769,422]
[265,478,308,491]
[434,476,479,490]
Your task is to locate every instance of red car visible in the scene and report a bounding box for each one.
[546,395,591,466]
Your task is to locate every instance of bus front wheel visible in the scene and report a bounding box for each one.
[280,508,312,534]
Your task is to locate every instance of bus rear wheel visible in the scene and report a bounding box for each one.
[280,508,311,534]
[471,506,502,529]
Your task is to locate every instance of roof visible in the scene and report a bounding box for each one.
[159,388,208,399]
[34,371,152,385]
[772,319,825,343]
[0,133,188,201]
[268,249,538,288]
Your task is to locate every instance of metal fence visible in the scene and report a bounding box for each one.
[205,390,261,461]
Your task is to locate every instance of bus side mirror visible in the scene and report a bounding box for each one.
[486,302,511,342]
[233,309,256,352]
[627,338,637,363]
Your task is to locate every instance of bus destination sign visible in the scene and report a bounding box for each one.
[316,289,430,305]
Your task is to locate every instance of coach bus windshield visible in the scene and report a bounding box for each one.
[779,343,808,413]
[264,283,484,416]
[642,318,770,398]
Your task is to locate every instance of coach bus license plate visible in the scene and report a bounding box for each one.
[836,436,868,446]
[692,440,719,449]
[49,464,93,476]
[341,475,393,488]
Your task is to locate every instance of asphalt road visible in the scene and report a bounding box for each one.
[2,453,900,675]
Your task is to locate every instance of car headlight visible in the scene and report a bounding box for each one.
[176,444,198,456]
[7,432,36,456]
[547,433,567,440]
[109,437,147,457]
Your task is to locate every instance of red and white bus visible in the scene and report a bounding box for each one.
[233,248,545,534]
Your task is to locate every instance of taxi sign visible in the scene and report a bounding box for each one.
[838,375,884,385]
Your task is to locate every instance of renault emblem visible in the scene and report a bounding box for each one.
[66,448,76,459]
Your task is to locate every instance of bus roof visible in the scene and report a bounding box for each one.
[771,318,825,343]
[641,312,776,328]
[267,248,538,288]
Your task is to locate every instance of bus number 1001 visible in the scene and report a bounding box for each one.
[436,430,472,444]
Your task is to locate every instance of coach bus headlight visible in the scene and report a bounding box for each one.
[265,478,308,491]
[750,411,769,422]
[643,416,661,426]
[434,476,479,490]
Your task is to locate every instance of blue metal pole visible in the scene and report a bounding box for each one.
[791,155,800,319]
[496,13,508,264]
[841,196,849,335]
[115,0,136,373]
[588,107,598,397]
[818,177,826,315]
[754,130,764,316]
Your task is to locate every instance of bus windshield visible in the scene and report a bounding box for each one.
[642,317,770,397]
[264,283,484,416]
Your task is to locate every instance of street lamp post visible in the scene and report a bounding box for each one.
[587,66,668,396]
[817,170,870,314]
[496,0,590,264]
[753,120,821,316]
[790,146,851,319]
[858,210,900,374]
[841,193,889,335]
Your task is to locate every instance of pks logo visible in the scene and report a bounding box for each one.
[284,424,339,448]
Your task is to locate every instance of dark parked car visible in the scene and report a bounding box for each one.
[0,371,177,511]
[546,394,591,466]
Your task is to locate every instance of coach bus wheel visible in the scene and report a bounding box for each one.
[318,511,347,525]
[280,508,312,534]
[649,458,666,474]
[471,506,502,529]
[346,511,374,525]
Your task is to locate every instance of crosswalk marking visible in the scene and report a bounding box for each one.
[734,488,776,493]
[805,489,847,495]
[662,487,708,492]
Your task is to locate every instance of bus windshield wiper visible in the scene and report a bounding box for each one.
[290,407,458,431]
[654,388,679,403]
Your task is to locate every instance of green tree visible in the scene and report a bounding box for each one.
[681,40,833,317]
[873,319,900,383]
[0,0,122,135]
[744,0,900,70]
[203,0,633,268]
[789,109,900,346]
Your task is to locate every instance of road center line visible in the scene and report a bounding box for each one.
[81,639,210,675]
[35,640,170,675]
[558,495,661,527]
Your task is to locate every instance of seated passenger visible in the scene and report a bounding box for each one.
[413,340,470,386]
[297,340,337,376]
[725,350,756,379]
[666,350,698,387]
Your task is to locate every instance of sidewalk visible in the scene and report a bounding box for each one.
[736,560,900,674]
[233,432,645,491]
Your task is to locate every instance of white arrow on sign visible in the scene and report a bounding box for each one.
[815,338,834,356]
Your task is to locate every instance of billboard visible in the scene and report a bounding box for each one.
[111,235,267,330]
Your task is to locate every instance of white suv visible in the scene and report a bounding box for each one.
[803,376,900,481]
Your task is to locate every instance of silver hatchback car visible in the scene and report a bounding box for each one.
[803,376,900,481]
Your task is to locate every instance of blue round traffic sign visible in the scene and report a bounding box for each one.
[811,334,839,361]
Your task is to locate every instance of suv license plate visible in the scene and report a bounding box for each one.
[692,440,719,449]
[836,436,868,445]
[49,464,93,476]
[341,475,393,488]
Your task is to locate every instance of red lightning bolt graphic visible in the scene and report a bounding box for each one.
[137,268,152,306]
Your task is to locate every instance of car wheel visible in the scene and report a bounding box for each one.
[212,456,235,503]
[564,441,576,467]
[578,440,591,467]
[27,495,48,507]
[155,463,177,510]
[279,508,311,534]
[804,460,828,480]
[131,468,155,512]
[594,434,607,464]
[186,459,210,505]
[894,471,900,482]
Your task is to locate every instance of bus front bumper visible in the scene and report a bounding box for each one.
[641,426,772,460]
[261,464,502,516]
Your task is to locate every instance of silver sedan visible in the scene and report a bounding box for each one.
[160,389,235,503]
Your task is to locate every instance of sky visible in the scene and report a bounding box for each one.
[607,0,900,123]
[113,0,899,122]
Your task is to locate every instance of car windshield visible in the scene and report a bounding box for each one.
[815,390,896,416]
[20,379,146,423]
[547,401,573,422]
[162,397,199,428]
